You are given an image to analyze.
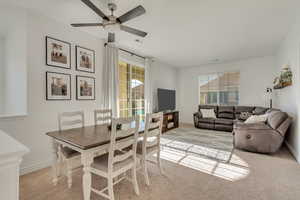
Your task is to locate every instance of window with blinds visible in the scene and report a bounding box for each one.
[199,72,240,105]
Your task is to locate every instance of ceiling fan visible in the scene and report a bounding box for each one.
[71,0,147,42]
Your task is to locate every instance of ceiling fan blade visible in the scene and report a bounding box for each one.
[108,32,115,43]
[117,5,146,24]
[120,25,147,37]
[81,0,109,21]
[71,23,103,27]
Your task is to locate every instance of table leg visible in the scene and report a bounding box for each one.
[51,139,61,186]
[82,152,93,200]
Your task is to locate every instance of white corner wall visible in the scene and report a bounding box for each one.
[178,56,276,123]
[276,15,300,163]
[0,37,4,114]
[0,6,27,116]
[0,6,104,174]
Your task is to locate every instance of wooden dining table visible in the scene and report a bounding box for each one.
[46,122,146,200]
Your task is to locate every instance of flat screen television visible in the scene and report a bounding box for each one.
[158,88,176,112]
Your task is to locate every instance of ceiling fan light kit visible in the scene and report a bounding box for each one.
[71,0,147,42]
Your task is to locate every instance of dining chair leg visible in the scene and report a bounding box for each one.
[157,150,164,175]
[51,140,61,186]
[66,161,72,188]
[132,166,140,195]
[108,178,115,200]
[142,158,150,186]
[82,153,92,200]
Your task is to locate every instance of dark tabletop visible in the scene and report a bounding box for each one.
[46,122,146,150]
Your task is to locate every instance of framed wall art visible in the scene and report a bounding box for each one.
[76,46,95,73]
[46,36,71,69]
[76,75,95,100]
[46,72,71,100]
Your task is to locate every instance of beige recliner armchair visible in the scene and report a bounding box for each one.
[233,110,292,154]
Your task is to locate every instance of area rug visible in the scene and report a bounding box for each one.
[161,127,234,162]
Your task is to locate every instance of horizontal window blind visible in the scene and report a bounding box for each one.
[199,72,240,106]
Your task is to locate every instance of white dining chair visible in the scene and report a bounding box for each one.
[57,111,84,188]
[137,112,164,186]
[89,117,140,200]
[94,109,112,125]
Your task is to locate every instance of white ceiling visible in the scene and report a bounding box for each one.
[1,0,299,67]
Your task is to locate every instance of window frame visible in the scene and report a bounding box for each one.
[198,71,240,106]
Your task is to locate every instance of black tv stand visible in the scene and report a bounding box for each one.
[162,111,179,133]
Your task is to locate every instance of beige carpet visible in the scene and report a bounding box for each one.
[20,127,300,200]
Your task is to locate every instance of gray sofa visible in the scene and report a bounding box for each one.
[193,105,269,132]
[193,105,292,154]
[233,110,292,153]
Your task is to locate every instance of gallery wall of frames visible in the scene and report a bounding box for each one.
[45,36,96,101]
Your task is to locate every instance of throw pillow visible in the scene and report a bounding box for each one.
[253,107,268,115]
[239,112,252,120]
[244,114,269,124]
[200,109,216,118]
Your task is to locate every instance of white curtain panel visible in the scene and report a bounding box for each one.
[144,58,153,114]
[102,44,119,117]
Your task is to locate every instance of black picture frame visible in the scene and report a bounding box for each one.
[75,45,95,73]
[46,36,71,69]
[46,71,72,101]
[76,75,96,100]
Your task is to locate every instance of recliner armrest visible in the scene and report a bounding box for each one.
[193,112,203,119]
[193,112,203,127]
[233,122,271,130]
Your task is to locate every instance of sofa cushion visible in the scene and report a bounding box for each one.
[198,105,218,114]
[267,111,288,130]
[253,107,268,115]
[198,118,215,124]
[245,114,268,124]
[214,118,233,125]
[235,106,255,119]
[215,124,233,132]
[239,112,252,120]
[217,106,234,119]
[200,109,216,118]
[235,106,255,113]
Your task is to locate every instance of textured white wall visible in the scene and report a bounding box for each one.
[0,6,104,174]
[4,25,27,115]
[150,61,178,112]
[177,56,276,124]
[0,38,4,114]
[275,14,300,163]
[0,6,27,116]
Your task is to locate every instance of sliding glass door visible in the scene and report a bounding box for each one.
[119,61,145,120]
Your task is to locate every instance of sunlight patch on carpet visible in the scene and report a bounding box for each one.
[159,146,249,181]
[157,128,250,181]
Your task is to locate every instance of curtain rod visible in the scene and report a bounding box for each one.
[119,48,146,60]
[104,43,146,59]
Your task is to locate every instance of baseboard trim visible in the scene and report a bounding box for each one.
[285,141,300,163]
[20,159,52,175]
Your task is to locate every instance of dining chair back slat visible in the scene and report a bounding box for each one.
[58,111,84,131]
[57,111,84,188]
[109,117,139,168]
[89,116,140,200]
[94,109,112,125]
[137,112,164,186]
[143,113,164,150]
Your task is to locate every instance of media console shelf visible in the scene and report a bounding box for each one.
[162,111,179,133]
